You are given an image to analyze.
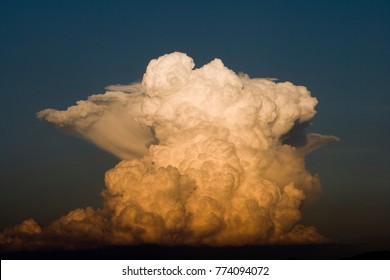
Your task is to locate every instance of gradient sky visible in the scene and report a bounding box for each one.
[1,0,389,246]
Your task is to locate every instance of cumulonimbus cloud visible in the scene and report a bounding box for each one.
[0,52,339,250]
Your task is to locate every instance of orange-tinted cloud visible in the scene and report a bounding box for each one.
[1,52,336,250]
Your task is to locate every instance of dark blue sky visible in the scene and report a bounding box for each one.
[1,0,389,245]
